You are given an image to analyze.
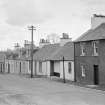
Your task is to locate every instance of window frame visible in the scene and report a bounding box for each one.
[81,65,86,77]
[80,43,86,56]
[92,41,99,56]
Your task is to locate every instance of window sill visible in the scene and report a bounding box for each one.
[92,54,98,56]
[80,54,85,56]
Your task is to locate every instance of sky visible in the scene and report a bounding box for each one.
[0,0,105,50]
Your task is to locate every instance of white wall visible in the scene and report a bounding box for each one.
[60,61,74,81]
[42,61,47,75]
[5,60,9,73]
[36,61,41,75]
[46,61,51,77]
[54,61,60,73]
[35,61,51,76]
[9,60,14,73]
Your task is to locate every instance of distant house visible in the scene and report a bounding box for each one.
[5,40,38,75]
[5,50,25,74]
[33,33,74,81]
[33,43,59,76]
[49,42,74,81]
[74,14,105,85]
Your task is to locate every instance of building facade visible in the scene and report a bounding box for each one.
[74,14,105,85]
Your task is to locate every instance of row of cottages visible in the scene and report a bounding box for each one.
[49,42,74,81]
[5,40,38,75]
[3,14,105,86]
[5,49,29,74]
[74,14,105,85]
[33,33,75,81]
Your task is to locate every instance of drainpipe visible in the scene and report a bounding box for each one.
[63,56,66,83]
[74,43,76,82]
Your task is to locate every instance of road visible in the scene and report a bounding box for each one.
[0,74,105,105]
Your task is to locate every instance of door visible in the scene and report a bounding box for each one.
[94,65,99,85]
[50,61,54,76]
[20,62,21,73]
[0,64,2,72]
[54,61,60,77]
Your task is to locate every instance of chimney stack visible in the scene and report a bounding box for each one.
[39,38,50,48]
[60,33,72,46]
[91,14,105,29]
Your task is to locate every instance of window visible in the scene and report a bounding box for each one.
[92,41,98,56]
[68,62,72,73]
[81,65,85,77]
[80,43,85,56]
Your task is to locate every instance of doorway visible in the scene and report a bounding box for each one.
[94,65,99,85]
[50,61,54,76]
[20,62,21,73]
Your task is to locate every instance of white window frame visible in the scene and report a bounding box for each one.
[81,65,85,77]
[80,43,85,56]
[92,41,98,56]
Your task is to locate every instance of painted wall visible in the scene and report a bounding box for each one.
[60,61,74,81]
[0,63,5,73]
[54,61,60,73]
[21,61,29,74]
[35,61,51,76]
[46,61,51,77]
[53,61,74,81]
[5,59,30,75]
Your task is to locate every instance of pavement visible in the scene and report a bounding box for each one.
[0,74,105,105]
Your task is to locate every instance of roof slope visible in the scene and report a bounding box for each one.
[75,23,105,42]
[33,44,59,61]
[49,42,74,61]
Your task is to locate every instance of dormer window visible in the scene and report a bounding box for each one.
[92,41,98,56]
[80,43,85,56]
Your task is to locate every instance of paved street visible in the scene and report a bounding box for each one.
[0,74,105,105]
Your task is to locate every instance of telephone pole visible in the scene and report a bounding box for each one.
[28,25,36,78]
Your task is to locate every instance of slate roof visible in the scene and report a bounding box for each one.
[49,42,74,61]
[75,23,105,42]
[33,42,74,61]
[33,44,60,61]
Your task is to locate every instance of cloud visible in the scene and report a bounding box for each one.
[1,0,52,26]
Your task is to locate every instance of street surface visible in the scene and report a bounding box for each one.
[0,74,105,105]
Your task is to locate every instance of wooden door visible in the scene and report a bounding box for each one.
[94,65,99,85]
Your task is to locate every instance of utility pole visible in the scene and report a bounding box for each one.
[28,25,36,78]
[63,56,66,83]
